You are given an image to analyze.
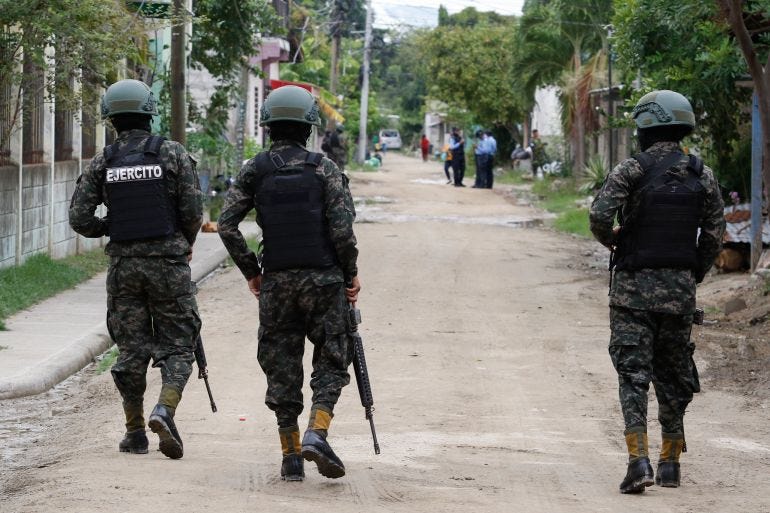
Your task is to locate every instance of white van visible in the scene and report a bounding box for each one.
[378,129,402,150]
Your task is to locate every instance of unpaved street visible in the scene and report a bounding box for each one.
[1,152,769,512]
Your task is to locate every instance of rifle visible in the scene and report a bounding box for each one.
[194,334,217,413]
[347,295,380,455]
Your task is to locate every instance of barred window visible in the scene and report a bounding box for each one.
[22,55,45,164]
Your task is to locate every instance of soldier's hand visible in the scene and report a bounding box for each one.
[187,251,193,263]
[248,275,262,300]
[345,276,361,304]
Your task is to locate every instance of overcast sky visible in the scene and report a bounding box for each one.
[371,0,524,29]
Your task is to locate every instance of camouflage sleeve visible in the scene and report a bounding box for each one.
[321,158,358,279]
[589,158,639,248]
[218,162,261,279]
[169,142,204,247]
[68,154,109,238]
[696,167,726,281]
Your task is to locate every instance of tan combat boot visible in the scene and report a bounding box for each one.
[279,426,304,481]
[619,427,654,494]
[656,432,685,487]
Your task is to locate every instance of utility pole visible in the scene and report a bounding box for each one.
[328,0,343,131]
[170,0,186,144]
[606,24,614,173]
[357,0,372,164]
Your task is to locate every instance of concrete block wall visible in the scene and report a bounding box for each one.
[21,163,50,256]
[0,167,19,269]
[0,159,105,269]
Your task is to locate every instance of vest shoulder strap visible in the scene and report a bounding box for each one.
[305,151,323,167]
[103,143,119,164]
[687,154,704,177]
[633,151,685,191]
[144,135,165,156]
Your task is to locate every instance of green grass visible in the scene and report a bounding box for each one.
[225,236,262,269]
[95,345,119,374]
[531,177,591,237]
[0,248,109,330]
[553,208,592,237]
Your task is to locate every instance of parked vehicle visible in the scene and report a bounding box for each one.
[378,129,402,150]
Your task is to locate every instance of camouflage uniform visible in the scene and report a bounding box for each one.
[69,129,204,414]
[330,131,348,173]
[218,140,358,428]
[530,138,547,175]
[589,141,725,434]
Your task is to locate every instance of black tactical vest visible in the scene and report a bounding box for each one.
[103,136,177,242]
[614,151,705,271]
[255,148,337,272]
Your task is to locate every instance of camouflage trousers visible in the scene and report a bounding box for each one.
[257,270,353,428]
[609,306,700,434]
[106,255,201,406]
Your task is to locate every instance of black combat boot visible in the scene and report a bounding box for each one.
[148,404,183,459]
[279,426,304,481]
[619,427,654,494]
[281,454,305,482]
[301,429,345,479]
[620,457,655,494]
[656,432,684,487]
[119,429,149,454]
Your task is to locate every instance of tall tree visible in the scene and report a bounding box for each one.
[420,10,525,139]
[716,0,770,206]
[517,0,612,174]
[612,0,751,196]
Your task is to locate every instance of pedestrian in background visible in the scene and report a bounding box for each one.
[449,127,466,187]
[441,139,453,184]
[589,90,725,494]
[484,130,497,189]
[218,85,361,482]
[530,129,547,177]
[472,130,488,188]
[420,133,430,162]
[69,79,204,460]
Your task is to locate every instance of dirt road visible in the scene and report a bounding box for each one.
[1,152,768,512]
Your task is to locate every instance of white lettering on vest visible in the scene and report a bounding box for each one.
[105,166,165,183]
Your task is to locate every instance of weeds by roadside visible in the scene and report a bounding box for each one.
[95,346,119,374]
[0,249,109,330]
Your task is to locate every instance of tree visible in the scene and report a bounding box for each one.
[517,0,613,174]
[186,0,280,165]
[419,11,526,140]
[0,0,143,152]
[612,0,752,197]
[716,0,770,208]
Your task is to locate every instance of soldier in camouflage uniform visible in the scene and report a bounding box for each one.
[217,85,360,481]
[589,90,725,493]
[329,125,348,172]
[69,79,203,460]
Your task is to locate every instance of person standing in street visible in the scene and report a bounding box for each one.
[329,125,348,172]
[217,85,361,482]
[68,79,204,460]
[472,130,488,188]
[529,129,547,177]
[449,127,466,187]
[420,133,431,162]
[441,139,453,184]
[484,130,497,189]
[589,90,725,494]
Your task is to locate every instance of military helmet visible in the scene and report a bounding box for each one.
[100,79,158,119]
[259,85,322,127]
[631,90,695,129]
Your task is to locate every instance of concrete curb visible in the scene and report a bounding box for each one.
[0,243,234,400]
